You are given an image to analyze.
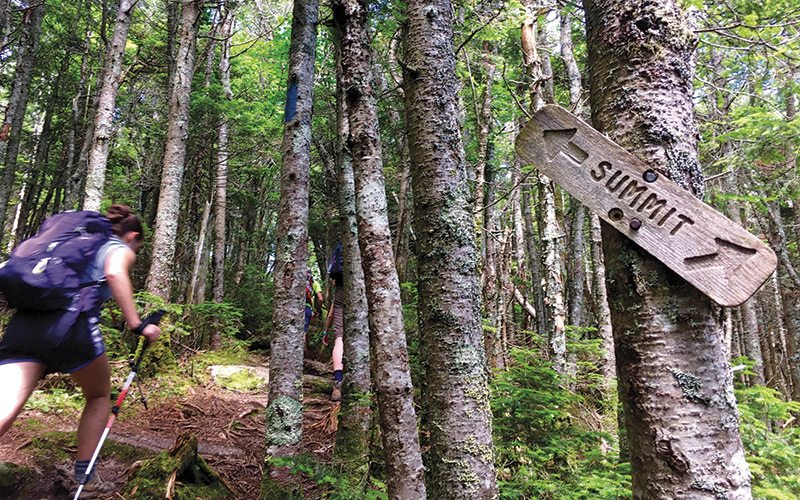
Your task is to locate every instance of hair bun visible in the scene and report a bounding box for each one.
[106,204,133,223]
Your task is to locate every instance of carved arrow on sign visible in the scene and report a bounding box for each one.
[515,105,777,307]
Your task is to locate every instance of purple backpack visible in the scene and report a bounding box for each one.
[0,211,111,310]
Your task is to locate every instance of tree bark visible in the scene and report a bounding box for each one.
[329,4,373,480]
[583,0,752,496]
[0,2,45,236]
[404,0,497,495]
[261,0,317,485]
[333,1,426,496]
[83,0,138,211]
[146,0,201,299]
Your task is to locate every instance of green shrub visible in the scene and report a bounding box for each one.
[492,348,630,499]
[736,385,800,498]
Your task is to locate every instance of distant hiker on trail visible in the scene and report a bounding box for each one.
[0,205,161,495]
[305,269,324,334]
[322,242,344,402]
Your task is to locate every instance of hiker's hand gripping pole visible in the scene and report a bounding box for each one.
[73,310,165,499]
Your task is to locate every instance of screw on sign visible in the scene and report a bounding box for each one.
[515,104,777,307]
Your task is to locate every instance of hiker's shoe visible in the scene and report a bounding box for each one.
[331,381,342,402]
[68,476,115,499]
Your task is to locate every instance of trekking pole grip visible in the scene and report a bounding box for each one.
[130,309,166,370]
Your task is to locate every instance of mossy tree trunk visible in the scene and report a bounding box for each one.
[146,0,201,300]
[583,0,752,496]
[333,0,426,496]
[261,0,318,491]
[330,2,373,481]
[404,0,498,495]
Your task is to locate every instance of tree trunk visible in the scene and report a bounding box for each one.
[583,0,752,496]
[539,175,567,373]
[590,214,616,389]
[0,2,45,236]
[329,5,373,480]
[333,1,426,496]
[404,0,497,495]
[187,198,212,304]
[146,0,201,299]
[61,27,93,210]
[521,177,547,337]
[724,165,766,384]
[0,0,10,51]
[212,5,235,310]
[261,0,317,488]
[83,0,138,211]
[566,204,587,327]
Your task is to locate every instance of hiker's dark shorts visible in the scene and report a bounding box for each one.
[333,287,344,339]
[0,307,105,374]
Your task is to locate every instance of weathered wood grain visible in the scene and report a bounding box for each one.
[515,104,777,307]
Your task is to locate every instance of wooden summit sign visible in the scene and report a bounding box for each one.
[515,105,777,307]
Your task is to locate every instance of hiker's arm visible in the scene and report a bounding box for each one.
[105,247,161,341]
[315,291,324,313]
[323,300,334,332]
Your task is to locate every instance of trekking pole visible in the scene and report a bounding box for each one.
[73,309,166,500]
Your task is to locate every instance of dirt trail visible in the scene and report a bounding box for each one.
[0,365,336,499]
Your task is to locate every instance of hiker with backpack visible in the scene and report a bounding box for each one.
[305,268,324,334]
[322,242,345,402]
[0,205,161,495]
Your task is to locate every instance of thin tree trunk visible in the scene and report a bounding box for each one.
[333,1,426,496]
[330,17,372,475]
[724,164,766,384]
[212,3,235,312]
[83,0,138,211]
[560,6,588,329]
[261,0,317,489]
[540,175,567,373]
[475,44,495,239]
[521,177,547,337]
[404,0,497,494]
[62,26,93,210]
[590,214,615,388]
[146,0,201,299]
[0,0,10,51]
[0,2,45,235]
[188,197,212,304]
[583,0,752,496]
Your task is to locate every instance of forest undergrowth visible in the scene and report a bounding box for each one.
[2,297,799,499]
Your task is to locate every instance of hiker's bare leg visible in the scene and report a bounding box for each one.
[333,337,344,372]
[70,354,111,460]
[0,361,46,435]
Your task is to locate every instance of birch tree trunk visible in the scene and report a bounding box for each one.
[261,0,317,490]
[145,0,201,299]
[212,5,235,309]
[404,0,497,495]
[330,4,372,479]
[0,2,44,235]
[333,1,425,495]
[583,0,752,496]
[83,0,138,211]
